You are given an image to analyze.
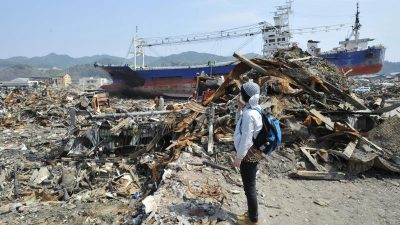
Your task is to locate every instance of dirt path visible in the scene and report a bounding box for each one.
[243,176,400,225]
[152,152,400,225]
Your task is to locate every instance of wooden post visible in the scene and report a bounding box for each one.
[207,104,215,154]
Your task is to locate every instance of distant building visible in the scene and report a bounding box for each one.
[79,77,111,89]
[390,72,400,76]
[387,72,400,82]
[0,78,39,89]
[30,77,53,85]
[53,73,72,87]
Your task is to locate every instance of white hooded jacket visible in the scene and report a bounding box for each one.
[234,105,263,160]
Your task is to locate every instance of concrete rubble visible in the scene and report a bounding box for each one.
[0,47,399,224]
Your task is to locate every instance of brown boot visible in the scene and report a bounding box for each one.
[236,211,248,221]
[237,217,259,225]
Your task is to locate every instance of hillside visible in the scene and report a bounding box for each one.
[0,51,261,81]
[0,64,63,81]
[2,51,398,81]
[0,51,259,69]
[0,53,126,69]
[381,61,400,74]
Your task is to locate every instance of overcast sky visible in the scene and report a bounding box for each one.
[0,0,398,61]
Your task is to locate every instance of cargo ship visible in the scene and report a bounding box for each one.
[307,3,385,76]
[96,1,384,97]
[95,62,236,97]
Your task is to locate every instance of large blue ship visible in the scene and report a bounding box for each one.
[307,3,385,76]
[95,62,236,97]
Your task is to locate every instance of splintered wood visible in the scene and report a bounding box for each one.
[300,147,326,172]
[188,178,227,205]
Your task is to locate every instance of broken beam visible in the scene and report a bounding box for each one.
[342,140,358,160]
[309,109,335,130]
[203,160,230,171]
[233,52,323,98]
[91,110,175,118]
[300,147,326,171]
[322,80,368,110]
[290,170,346,181]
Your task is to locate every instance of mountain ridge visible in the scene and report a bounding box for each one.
[0,51,260,81]
[0,52,399,81]
[0,51,259,69]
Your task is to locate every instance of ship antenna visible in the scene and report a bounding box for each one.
[353,2,361,40]
[134,26,138,70]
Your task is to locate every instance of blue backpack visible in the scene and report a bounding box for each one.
[252,108,282,155]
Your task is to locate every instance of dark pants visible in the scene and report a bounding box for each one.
[240,161,258,222]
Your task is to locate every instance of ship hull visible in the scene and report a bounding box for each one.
[319,46,385,76]
[96,63,236,97]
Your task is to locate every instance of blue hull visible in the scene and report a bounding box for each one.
[319,46,385,75]
[96,63,236,97]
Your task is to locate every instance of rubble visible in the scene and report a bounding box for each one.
[1,47,399,224]
[369,116,400,161]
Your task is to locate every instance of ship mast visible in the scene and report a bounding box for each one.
[338,3,372,51]
[353,2,361,41]
[131,26,145,70]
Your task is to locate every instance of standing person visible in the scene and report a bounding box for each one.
[158,96,164,111]
[233,82,263,225]
[154,96,159,108]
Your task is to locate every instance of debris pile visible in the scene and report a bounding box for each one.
[1,47,399,224]
[369,116,400,162]
[0,87,184,224]
[199,49,400,178]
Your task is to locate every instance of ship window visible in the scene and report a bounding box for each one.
[282,38,285,41]
[268,35,275,37]
[269,39,275,42]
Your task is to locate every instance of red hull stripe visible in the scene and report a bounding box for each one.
[339,64,383,76]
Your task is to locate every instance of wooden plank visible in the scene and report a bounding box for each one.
[288,56,314,62]
[300,147,326,171]
[309,109,335,130]
[110,117,131,135]
[233,52,324,99]
[207,104,215,154]
[322,80,368,110]
[326,149,349,159]
[280,69,324,98]
[372,102,400,115]
[291,170,346,180]
[344,122,384,153]
[203,160,230,171]
[343,140,358,159]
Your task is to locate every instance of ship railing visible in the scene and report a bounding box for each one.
[128,61,237,70]
[321,43,385,54]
